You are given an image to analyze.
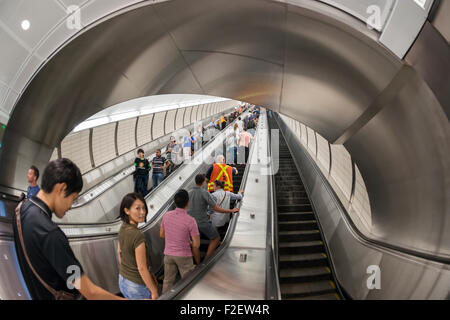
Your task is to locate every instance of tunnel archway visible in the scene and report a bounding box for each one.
[0,0,448,264]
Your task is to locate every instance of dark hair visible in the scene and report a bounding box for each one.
[30,165,40,181]
[120,193,148,224]
[174,189,189,208]
[156,149,161,153]
[41,158,83,197]
[238,117,241,120]
[195,174,206,185]
[214,180,225,189]
[137,149,145,155]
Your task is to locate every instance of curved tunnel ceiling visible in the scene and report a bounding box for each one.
[0,0,449,260]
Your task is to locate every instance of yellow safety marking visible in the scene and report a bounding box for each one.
[321,253,327,258]
[214,165,232,185]
[209,164,233,191]
[217,164,231,181]
[325,267,331,273]
[335,293,341,300]
[329,281,336,289]
[319,241,323,245]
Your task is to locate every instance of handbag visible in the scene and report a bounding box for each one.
[15,200,81,300]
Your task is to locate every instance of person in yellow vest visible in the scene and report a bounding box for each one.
[220,114,227,130]
[205,155,238,192]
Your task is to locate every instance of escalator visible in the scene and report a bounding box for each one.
[273,122,341,300]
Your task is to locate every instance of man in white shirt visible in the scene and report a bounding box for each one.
[236,117,244,132]
[209,180,243,232]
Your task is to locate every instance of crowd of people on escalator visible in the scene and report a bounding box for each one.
[13,104,261,300]
[130,105,260,197]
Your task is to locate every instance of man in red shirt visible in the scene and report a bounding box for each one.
[160,189,200,293]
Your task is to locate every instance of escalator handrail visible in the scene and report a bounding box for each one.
[158,110,262,300]
[265,112,282,300]
[273,113,450,266]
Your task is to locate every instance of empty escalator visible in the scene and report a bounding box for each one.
[274,127,341,300]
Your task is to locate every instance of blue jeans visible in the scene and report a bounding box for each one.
[152,172,164,188]
[119,274,152,300]
[226,146,238,164]
[135,174,148,196]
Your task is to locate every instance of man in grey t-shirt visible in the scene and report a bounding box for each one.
[188,174,239,261]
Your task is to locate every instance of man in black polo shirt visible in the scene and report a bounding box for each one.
[13,158,124,300]
[134,149,151,196]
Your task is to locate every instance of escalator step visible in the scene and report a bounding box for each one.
[277,204,313,213]
[279,241,324,254]
[277,198,311,206]
[286,293,340,300]
[276,184,305,189]
[279,266,332,283]
[277,192,308,198]
[279,253,329,268]
[276,194,308,200]
[276,189,306,195]
[279,230,321,242]
[275,176,302,181]
[276,184,306,191]
[280,280,337,299]
[279,220,317,231]
[274,174,300,179]
[278,212,315,221]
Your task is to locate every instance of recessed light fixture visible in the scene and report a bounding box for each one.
[21,20,30,30]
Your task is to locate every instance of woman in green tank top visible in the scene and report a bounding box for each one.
[117,193,159,299]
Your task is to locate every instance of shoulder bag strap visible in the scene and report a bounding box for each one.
[15,201,58,297]
[15,201,76,300]
[218,191,227,207]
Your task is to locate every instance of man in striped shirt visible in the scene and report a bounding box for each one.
[151,149,168,189]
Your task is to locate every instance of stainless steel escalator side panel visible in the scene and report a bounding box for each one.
[173,110,272,300]
[69,237,121,294]
[276,114,450,300]
[344,67,450,259]
[0,239,30,300]
[229,114,270,250]
[180,248,267,300]
[0,219,13,238]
